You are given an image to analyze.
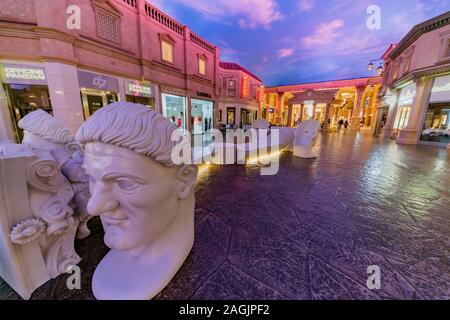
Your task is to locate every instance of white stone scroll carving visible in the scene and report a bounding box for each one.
[0,110,91,299]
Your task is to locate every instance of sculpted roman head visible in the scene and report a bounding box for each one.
[76,102,198,252]
[18,109,74,150]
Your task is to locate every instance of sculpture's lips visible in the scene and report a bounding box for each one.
[101,215,127,226]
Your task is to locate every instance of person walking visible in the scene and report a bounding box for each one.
[344,120,349,131]
[338,119,344,131]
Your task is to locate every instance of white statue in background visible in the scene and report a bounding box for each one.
[294,119,320,158]
[0,110,91,300]
[76,102,198,300]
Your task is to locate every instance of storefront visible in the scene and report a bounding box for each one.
[124,80,156,108]
[161,93,187,130]
[191,98,214,145]
[240,108,257,127]
[226,107,236,127]
[78,70,119,119]
[393,82,416,137]
[420,75,450,145]
[0,63,52,142]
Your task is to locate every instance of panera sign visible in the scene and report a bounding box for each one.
[124,80,155,98]
[1,63,47,85]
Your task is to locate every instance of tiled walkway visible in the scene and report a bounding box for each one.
[1,131,449,299]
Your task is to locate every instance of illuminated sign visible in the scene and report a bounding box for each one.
[124,80,155,98]
[240,76,249,98]
[1,64,47,85]
[78,70,119,92]
[255,86,263,103]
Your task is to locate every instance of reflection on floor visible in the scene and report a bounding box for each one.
[1,131,449,300]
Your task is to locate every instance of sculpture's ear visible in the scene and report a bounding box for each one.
[176,164,198,200]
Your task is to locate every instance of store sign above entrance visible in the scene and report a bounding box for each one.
[124,80,155,98]
[1,63,47,85]
[78,70,119,92]
[197,91,212,99]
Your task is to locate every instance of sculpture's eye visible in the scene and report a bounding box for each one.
[116,178,140,192]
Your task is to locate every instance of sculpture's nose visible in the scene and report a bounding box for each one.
[87,182,119,216]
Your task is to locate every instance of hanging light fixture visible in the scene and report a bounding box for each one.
[367,62,374,71]
[376,65,384,76]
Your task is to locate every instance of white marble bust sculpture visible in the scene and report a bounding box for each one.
[76,102,198,300]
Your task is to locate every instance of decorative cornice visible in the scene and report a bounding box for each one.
[390,62,450,89]
[390,11,450,60]
[76,34,138,61]
[34,27,76,43]
[188,74,212,86]
[151,59,183,75]
[0,22,38,39]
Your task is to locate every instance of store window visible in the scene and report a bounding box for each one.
[161,40,174,63]
[420,75,450,144]
[198,56,207,76]
[393,82,416,131]
[191,98,213,145]
[240,108,257,128]
[162,93,187,130]
[4,84,52,142]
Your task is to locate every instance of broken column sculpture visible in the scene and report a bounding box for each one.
[293,119,320,158]
[76,102,198,300]
[0,110,91,299]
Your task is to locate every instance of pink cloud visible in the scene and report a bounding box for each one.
[278,48,294,58]
[174,0,283,29]
[301,19,344,47]
[298,0,315,12]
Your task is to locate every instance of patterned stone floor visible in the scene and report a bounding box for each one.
[1,131,449,300]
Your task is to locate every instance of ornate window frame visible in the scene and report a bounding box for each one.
[438,29,450,63]
[197,53,208,76]
[159,33,176,64]
[92,0,122,44]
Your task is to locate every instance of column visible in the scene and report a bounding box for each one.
[0,84,14,141]
[397,77,433,145]
[276,92,284,125]
[44,62,84,135]
[322,103,331,131]
[313,103,317,120]
[299,104,304,122]
[287,105,293,127]
[383,93,399,139]
[350,85,366,131]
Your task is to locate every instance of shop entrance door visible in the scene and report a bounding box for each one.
[86,94,104,115]
[227,108,236,128]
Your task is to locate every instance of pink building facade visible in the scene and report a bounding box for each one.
[0,0,220,142]
[218,62,263,129]
[379,11,450,148]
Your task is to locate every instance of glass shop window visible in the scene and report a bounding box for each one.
[4,84,52,142]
